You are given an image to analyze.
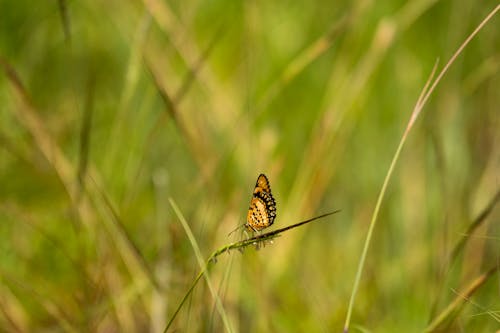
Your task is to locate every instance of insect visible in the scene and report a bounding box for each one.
[245,174,277,232]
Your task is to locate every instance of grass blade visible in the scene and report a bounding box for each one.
[342,5,500,331]
[424,266,499,332]
[168,198,233,332]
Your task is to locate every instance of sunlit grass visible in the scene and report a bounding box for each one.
[0,1,499,332]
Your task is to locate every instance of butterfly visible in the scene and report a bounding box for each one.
[245,174,277,232]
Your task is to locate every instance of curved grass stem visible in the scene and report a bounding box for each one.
[164,206,340,332]
[342,5,500,332]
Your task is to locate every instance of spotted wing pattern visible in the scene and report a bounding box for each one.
[246,174,277,232]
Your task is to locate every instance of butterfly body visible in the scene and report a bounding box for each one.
[246,174,276,232]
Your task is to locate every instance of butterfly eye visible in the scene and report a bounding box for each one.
[245,174,276,232]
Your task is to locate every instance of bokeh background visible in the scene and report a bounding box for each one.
[0,0,499,332]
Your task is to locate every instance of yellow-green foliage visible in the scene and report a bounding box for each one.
[0,1,498,332]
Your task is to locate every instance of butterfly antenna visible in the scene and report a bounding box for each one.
[228,223,245,237]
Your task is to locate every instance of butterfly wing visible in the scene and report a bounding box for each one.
[246,174,277,232]
[254,174,272,193]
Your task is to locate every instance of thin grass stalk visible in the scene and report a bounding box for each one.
[342,122,412,333]
[163,269,205,332]
[0,271,78,333]
[168,198,233,333]
[342,5,500,331]
[343,62,438,332]
[449,287,500,323]
[428,188,500,320]
[164,209,340,331]
[449,189,500,263]
[424,265,499,332]
[91,177,162,291]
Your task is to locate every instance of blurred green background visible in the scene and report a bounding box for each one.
[0,0,498,332]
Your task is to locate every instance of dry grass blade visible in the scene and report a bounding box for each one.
[424,265,499,332]
[143,26,221,180]
[2,56,169,295]
[173,24,225,105]
[90,176,162,292]
[428,188,500,319]
[256,15,349,113]
[449,188,500,263]
[450,288,500,323]
[144,57,178,120]
[0,56,76,199]
[0,271,78,333]
[0,55,94,228]
[121,26,222,212]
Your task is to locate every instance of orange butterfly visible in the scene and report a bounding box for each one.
[245,174,277,232]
